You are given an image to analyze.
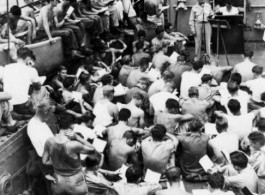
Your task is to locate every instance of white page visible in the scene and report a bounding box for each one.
[144,169,161,184]
[39,76,46,85]
[114,83,128,96]
[67,6,74,16]
[93,138,107,153]
[192,189,211,195]
[199,155,214,172]
[93,124,106,137]
[119,164,129,176]
[72,91,83,102]
[205,123,219,135]
[170,51,180,62]
[221,148,231,163]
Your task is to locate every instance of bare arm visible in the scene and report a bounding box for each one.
[41,9,53,40]
[42,140,53,165]
[178,113,194,122]
[189,7,196,34]
[0,92,12,101]
[139,111,145,129]
[20,15,36,34]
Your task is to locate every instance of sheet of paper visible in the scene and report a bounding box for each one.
[199,155,214,172]
[39,76,46,85]
[221,148,231,163]
[170,51,180,62]
[93,124,106,137]
[72,91,83,102]
[192,189,211,195]
[205,123,218,135]
[114,83,128,96]
[144,169,161,184]
[147,68,161,80]
[74,124,96,141]
[93,138,107,153]
[67,6,74,16]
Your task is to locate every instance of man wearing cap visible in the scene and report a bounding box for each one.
[93,85,119,127]
[189,0,214,61]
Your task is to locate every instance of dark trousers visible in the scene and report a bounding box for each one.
[63,23,85,47]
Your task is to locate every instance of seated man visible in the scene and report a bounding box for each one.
[37,0,84,58]
[114,166,162,195]
[132,30,150,53]
[217,0,239,16]
[108,130,139,171]
[93,85,118,127]
[144,0,164,27]
[93,74,113,105]
[208,116,239,166]
[155,98,193,135]
[142,124,178,175]
[177,118,209,181]
[119,55,137,86]
[8,5,36,44]
[198,74,220,100]
[132,41,151,67]
[208,173,235,195]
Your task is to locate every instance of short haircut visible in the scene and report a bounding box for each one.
[122,130,137,145]
[252,65,263,75]
[101,74,113,86]
[122,55,132,65]
[192,60,204,71]
[155,26,164,35]
[37,97,52,112]
[201,74,213,83]
[166,98,180,110]
[162,70,174,81]
[165,167,181,182]
[125,166,143,183]
[139,57,150,69]
[227,99,241,114]
[215,116,228,133]
[188,86,199,98]
[244,50,254,58]
[79,73,91,85]
[258,118,265,132]
[17,47,35,60]
[58,65,67,72]
[230,73,242,85]
[227,81,239,93]
[137,30,146,38]
[230,151,248,169]
[164,22,172,30]
[102,85,114,97]
[10,5,21,16]
[56,112,76,129]
[151,124,167,141]
[135,41,144,51]
[85,151,102,168]
[208,173,225,189]
[132,92,144,101]
[190,118,203,132]
[248,131,265,146]
[119,108,131,122]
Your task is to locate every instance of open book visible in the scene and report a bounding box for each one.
[67,6,74,16]
[160,5,170,12]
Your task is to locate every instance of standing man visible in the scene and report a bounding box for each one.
[189,0,214,61]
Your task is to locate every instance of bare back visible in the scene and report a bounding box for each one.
[155,112,180,134]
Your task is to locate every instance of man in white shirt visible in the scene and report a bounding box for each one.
[27,98,54,157]
[218,0,239,16]
[180,60,204,100]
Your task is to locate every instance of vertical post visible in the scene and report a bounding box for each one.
[6,0,10,64]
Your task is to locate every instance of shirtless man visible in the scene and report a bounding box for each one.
[108,130,139,171]
[152,41,175,73]
[37,0,84,58]
[156,167,191,195]
[144,0,164,27]
[155,98,194,134]
[117,93,145,128]
[42,112,95,195]
[126,57,155,88]
[132,30,150,53]
[8,5,36,44]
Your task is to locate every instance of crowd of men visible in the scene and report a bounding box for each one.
[1,0,265,195]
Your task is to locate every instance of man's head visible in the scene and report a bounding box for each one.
[10,6,21,19]
[85,151,102,170]
[57,65,67,80]
[166,98,180,114]
[227,80,239,94]
[164,22,173,34]
[36,98,54,122]
[47,0,59,7]
[125,166,143,183]
[208,173,225,190]
[230,73,242,85]
[103,85,115,101]
[137,30,146,42]
[192,60,204,73]
[137,78,149,90]
[163,82,175,93]
[165,167,181,183]
[227,99,241,115]
[248,131,265,151]
[101,74,114,86]
[190,118,203,133]
[198,0,205,6]
[122,55,133,66]
[132,92,144,107]
[201,74,213,85]
[215,116,228,133]
[252,65,263,78]
[79,73,91,85]
[243,50,254,59]
[122,130,137,147]
[188,86,199,98]
[177,55,186,64]
[162,70,174,83]
[17,47,36,64]
[57,111,76,130]
[230,151,248,171]
[226,0,232,11]
[135,41,144,52]
[155,26,165,40]
[139,57,150,72]
[151,124,167,141]
[258,118,265,133]
[119,108,131,122]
